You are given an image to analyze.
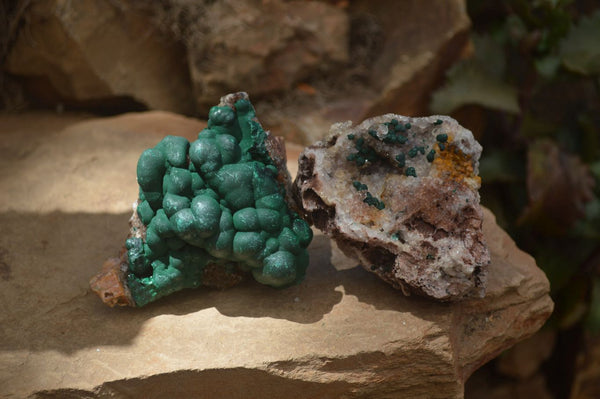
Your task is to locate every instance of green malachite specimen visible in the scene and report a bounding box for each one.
[121,93,312,306]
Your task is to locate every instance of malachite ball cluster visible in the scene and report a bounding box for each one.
[126,97,312,306]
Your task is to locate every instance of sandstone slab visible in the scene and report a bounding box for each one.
[4,0,194,114]
[0,112,552,398]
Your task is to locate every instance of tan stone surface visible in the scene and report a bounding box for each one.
[0,111,205,213]
[0,112,552,398]
[5,0,194,114]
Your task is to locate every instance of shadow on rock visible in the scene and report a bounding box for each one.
[35,368,355,399]
[0,212,343,353]
[0,211,446,354]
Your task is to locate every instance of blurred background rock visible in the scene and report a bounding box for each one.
[1,0,599,398]
[0,0,471,143]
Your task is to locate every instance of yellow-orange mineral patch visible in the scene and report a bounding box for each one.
[432,136,481,188]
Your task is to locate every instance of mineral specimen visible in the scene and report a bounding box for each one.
[90,92,313,307]
[294,115,490,301]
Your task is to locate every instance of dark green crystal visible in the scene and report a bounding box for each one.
[128,95,313,306]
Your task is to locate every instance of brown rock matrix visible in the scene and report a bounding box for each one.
[295,115,490,301]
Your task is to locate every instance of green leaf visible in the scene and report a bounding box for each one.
[535,55,561,78]
[504,14,528,45]
[431,61,520,114]
[431,32,521,115]
[559,10,600,76]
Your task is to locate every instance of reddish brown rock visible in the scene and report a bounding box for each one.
[89,253,134,308]
[295,114,489,301]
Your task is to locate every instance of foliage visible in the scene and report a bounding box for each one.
[431,35,520,115]
[432,1,600,333]
[559,10,600,76]
[435,5,600,392]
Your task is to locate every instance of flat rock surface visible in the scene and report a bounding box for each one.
[0,112,552,398]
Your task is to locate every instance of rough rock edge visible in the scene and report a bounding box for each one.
[89,250,135,307]
[89,92,291,307]
[294,114,490,301]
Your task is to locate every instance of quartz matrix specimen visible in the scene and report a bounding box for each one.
[91,93,312,307]
[294,115,490,301]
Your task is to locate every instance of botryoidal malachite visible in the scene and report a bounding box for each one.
[90,92,312,307]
